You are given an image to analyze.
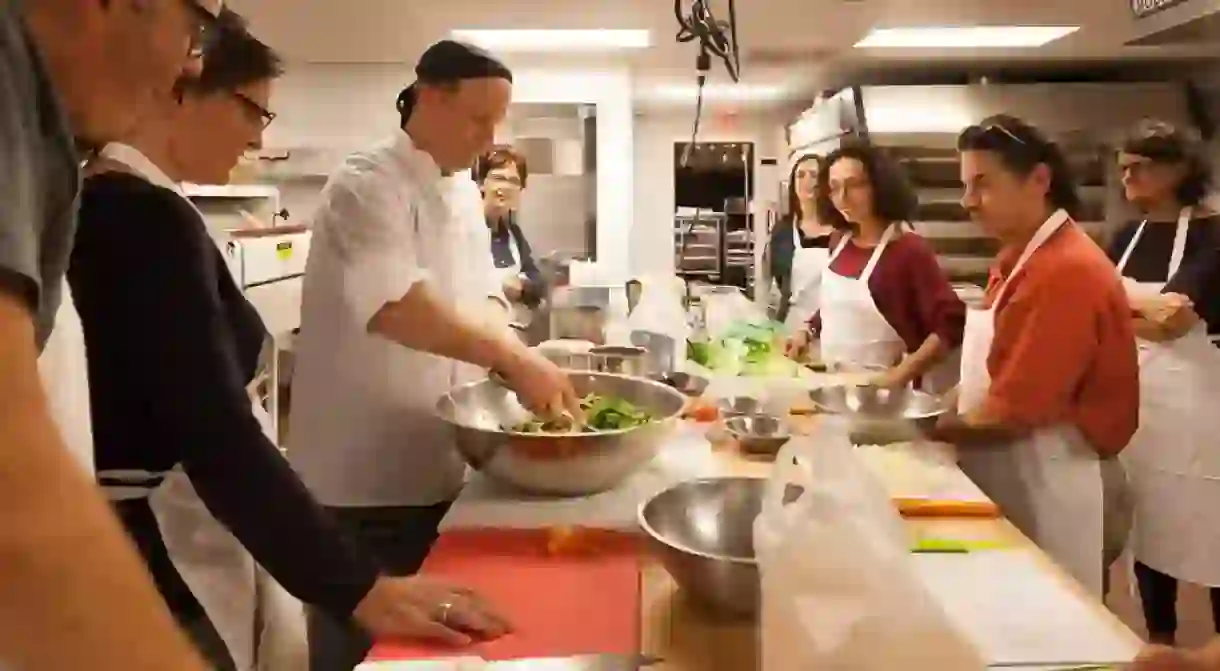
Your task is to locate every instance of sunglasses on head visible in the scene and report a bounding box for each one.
[183,0,222,59]
[959,121,1028,146]
[1135,119,1177,140]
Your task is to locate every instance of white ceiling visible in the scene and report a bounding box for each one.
[229,0,1220,108]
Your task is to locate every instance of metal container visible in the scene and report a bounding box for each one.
[436,372,687,496]
[630,330,679,376]
[716,396,764,417]
[725,415,791,456]
[808,384,949,444]
[651,371,709,398]
[588,345,648,376]
[548,286,614,344]
[638,477,765,618]
[534,340,596,371]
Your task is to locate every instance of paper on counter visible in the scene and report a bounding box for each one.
[440,424,724,531]
[857,442,991,504]
[913,552,1139,667]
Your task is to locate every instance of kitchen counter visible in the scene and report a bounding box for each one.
[424,416,1141,670]
[639,435,1142,670]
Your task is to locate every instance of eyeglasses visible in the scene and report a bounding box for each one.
[485,173,523,189]
[230,92,276,129]
[183,0,222,59]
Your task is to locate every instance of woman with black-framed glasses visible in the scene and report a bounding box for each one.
[1109,119,1220,645]
[70,10,507,670]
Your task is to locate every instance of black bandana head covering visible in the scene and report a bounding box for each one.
[396,40,513,125]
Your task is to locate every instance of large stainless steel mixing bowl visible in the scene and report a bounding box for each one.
[638,477,766,619]
[808,384,947,419]
[437,372,687,496]
[809,384,950,444]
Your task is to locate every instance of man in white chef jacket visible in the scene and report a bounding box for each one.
[289,41,578,670]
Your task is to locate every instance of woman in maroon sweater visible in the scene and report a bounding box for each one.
[788,141,965,391]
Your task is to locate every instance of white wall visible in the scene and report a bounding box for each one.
[630,108,793,277]
[266,63,634,277]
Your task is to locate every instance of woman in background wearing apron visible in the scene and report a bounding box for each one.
[788,141,965,393]
[770,153,834,329]
[1108,119,1220,645]
[70,11,507,670]
[934,116,1138,599]
[475,145,544,327]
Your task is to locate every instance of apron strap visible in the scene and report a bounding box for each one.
[1116,207,1191,278]
[98,468,171,501]
[859,223,899,283]
[1115,220,1147,274]
[1170,206,1191,279]
[993,209,1070,307]
[827,230,853,263]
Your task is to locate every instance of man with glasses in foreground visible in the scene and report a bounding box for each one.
[928,114,1138,600]
[1,0,221,669]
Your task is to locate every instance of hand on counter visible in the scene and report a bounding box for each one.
[1131,644,1213,670]
[353,575,512,646]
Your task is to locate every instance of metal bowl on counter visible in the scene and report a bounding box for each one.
[588,345,649,376]
[436,372,687,496]
[651,371,710,398]
[725,415,791,456]
[639,477,765,619]
[716,396,764,417]
[808,384,949,444]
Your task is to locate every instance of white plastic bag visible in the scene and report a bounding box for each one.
[754,418,986,671]
[624,275,688,346]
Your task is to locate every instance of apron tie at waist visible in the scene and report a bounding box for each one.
[98,468,170,501]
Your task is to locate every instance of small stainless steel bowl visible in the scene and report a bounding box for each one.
[652,371,710,398]
[638,477,765,619]
[716,396,764,417]
[725,414,791,456]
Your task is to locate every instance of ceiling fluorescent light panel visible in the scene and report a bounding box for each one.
[855,25,1079,49]
[450,29,651,52]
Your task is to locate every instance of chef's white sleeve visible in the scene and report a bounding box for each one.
[314,178,431,329]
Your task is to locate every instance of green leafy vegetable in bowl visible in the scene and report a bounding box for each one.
[687,340,712,367]
[504,394,656,434]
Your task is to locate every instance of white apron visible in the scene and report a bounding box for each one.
[38,283,93,473]
[92,144,306,671]
[1118,207,1220,586]
[784,222,830,330]
[957,209,1108,597]
[819,225,904,372]
[818,226,957,391]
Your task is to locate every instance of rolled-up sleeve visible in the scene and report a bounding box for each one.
[904,238,966,348]
[982,273,1095,426]
[0,25,41,312]
[313,177,431,329]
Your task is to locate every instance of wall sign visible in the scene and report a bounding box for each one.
[1131,0,1190,19]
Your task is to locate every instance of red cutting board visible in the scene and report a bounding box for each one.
[366,528,642,662]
